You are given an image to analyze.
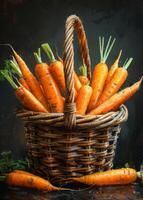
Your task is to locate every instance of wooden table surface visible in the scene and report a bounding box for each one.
[0,182,143,200]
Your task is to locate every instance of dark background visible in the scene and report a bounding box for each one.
[0,0,143,169]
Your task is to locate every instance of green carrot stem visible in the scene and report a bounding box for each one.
[123,58,128,67]
[0,70,18,90]
[99,37,103,62]
[99,36,116,63]
[54,45,59,58]
[41,43,56,62]
[9,60,22,77]
[103,36,112,61]
[34,48,42,64]
[34,53,42,64]
[117,49,122,61]
[101,37,104,61]
[136,171,143,179]
[104,37,116,62]
[79,64,87,77]
[5,73,18,89]
[12,56,18,66]
[38,48,41,58]
[123,58,133,69]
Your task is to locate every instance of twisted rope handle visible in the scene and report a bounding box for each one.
[63,15,91,129]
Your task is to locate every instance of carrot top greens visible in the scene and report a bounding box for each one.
[99,36,116,63]
[0,151,30,181]
[41,43,56,62]
[123,58,133,69]
[0,68,18,90]
[79,64,87,77]
[5,58,22,77]
[34,48,42,64]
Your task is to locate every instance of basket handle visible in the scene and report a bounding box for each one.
[63,15,91,129]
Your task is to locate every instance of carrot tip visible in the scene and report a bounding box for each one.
[139,76,143,84]
[0,43,15,53]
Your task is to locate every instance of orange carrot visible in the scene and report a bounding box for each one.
[19,78,30,90]
[105,50,122,85]
[6,170,67,191]
[97,58,133,106]
[34,49,64,113]
[11,47,48,110]
[76,85,92,115]
[41,44,65,94]
[74,71,82,92]
[15,86,47,112]
[41,43,78,98]
[0,69,47,113]
[88,77,142,115]
[78,64,89,85]
[71,168,137,186]
[79,76,88,85]
[87,36,116,112]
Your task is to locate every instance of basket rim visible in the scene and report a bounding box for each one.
[16,105,128,130]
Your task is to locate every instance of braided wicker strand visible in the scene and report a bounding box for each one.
[64,15,91,129]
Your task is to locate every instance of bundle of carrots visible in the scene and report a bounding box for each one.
[0,36,142,115]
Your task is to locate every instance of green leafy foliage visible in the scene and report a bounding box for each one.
[0,151,31,176]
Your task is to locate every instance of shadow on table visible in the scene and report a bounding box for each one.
[0,182,143,200]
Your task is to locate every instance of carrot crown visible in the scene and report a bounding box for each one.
[34,48,42,64]
[99,36,116,63]
[123,58,133,69]
[0,69,18,90]
[41,43,56,62]
[5,58,22,78]
[79,64,87,77]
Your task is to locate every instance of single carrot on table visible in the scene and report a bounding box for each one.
[78,64,89,85]
[105,50,122,85]
[41,43,79,98]
[97,57,133,106]
[34,49,64,113]
[8,45,48,110]
[88,77,142,115]
[69,168,137,186]
[76,84,92,115]
[87,36,116,112]
[0,69,47,113]
[0,170,68,191]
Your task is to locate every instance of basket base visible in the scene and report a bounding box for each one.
[25,124,121,183]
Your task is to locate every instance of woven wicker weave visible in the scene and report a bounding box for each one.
[17,15,128,183]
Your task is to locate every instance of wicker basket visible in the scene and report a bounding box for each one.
[17,15,128,183]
